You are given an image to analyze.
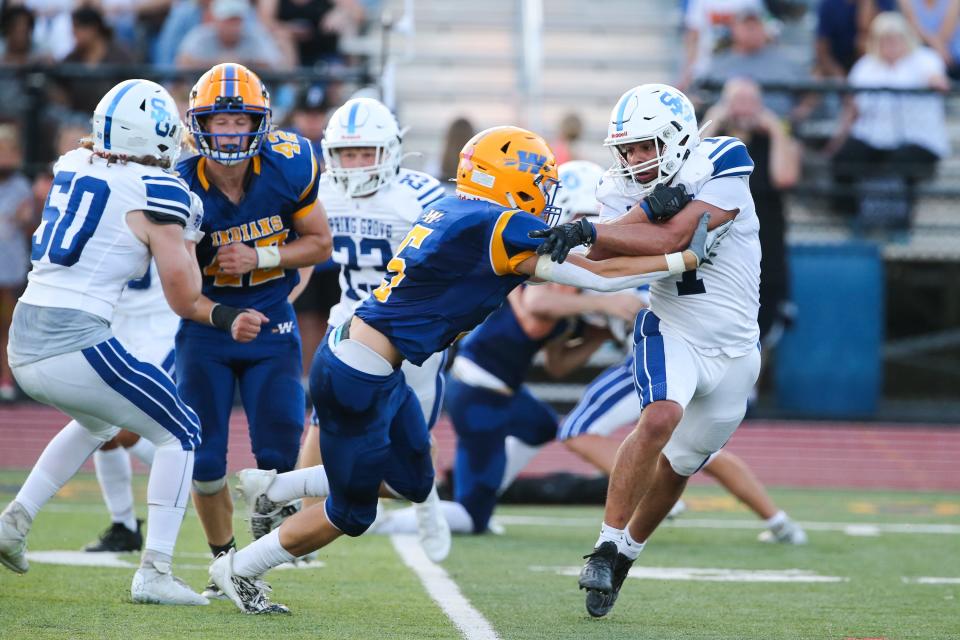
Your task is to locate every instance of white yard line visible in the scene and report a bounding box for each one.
[495,515,960,536]
[390,534,500,640]
[531,565,849,583]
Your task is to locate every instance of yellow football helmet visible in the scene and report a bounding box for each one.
[455,126,562,225]
[187,62,272,165]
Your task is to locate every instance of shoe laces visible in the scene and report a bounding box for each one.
[582,541,617,561]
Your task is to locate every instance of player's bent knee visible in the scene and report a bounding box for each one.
[637,402,683,445]
[192,477,227,496]
[663,448,712,477]
[255,448,298,475]
[327,503,377,537]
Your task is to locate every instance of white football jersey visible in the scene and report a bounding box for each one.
[20,148,193,322]
[324,168,445,327]
[116,259,177,318]
[597,136,761,356]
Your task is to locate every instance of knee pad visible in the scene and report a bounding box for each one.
[325,498,377,537]
[192,477,227,496]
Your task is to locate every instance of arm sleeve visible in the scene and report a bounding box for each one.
[141,175,192,224]
[489,209,549,275]
[534,255,674,292]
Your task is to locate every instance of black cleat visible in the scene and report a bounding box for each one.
[84,519,143,552]
[578,540,618,594]
[585,551,634,618]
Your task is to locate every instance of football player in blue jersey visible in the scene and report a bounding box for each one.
[174,62,331,600]
[208,124,719,614]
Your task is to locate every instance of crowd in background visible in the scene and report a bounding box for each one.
[0,0,957,402]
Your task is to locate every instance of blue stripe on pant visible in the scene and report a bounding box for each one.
[558,353,635,440]
[81,338,200,450]
[445,376,557,533]
[161,348,176,380]
[632,309,668,408]
[310,340,434,537]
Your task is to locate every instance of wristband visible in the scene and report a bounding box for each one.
[255,246,281,269]
[665,252,687,275]
[579,218,597,245]
[210,303,244,332]
[639,201,654,222]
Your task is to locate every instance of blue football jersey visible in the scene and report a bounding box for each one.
[354,196,548,366]
[177,129,320,310]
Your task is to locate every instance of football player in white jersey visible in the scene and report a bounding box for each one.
[556,163,806,547]
[235,97,454,562]
[84,262,176,552]
[0,79,264,605]
[533,83,765,618]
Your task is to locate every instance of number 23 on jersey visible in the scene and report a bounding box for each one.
[372,224,433,302]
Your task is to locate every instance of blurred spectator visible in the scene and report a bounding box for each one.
[0,125,34,401]
[705,77,799,356]
[703,8,808,116]
[827,11,949,223]
[898,0,960,78]
[0,5,49,64]
[257,0,365,67]
[287,84,332,163]
[154,0,211,66]
[0,6,53,127]
[431,116,474,185]
[175,0,289,69]
[680,0,766,90]
[815,0,897,78]
[58,6,131,114]
[17,0,74,60]
[551,112,583,165]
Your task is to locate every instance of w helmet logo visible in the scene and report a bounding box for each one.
[505,150,547,174]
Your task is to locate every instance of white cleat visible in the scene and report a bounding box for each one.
[209,549,289,615]
[414,486,451,563]
[666,499,687,520]
[131,560,209,605]
[758,517,808,545]
[0,502,31,574]
[235,469,291,540]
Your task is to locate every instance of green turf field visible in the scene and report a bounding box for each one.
[1,470,958,640]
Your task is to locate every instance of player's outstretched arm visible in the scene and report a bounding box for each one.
[517,213,712,292]
[129,211,202,319]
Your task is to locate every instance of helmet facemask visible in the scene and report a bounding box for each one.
[322,137,401,197]
[191,97,270,167]
[608,123,690,199]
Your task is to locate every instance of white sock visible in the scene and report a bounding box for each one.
[498,436,543,493]
[368,500,474,535]
[94,447,137,531]
[595,522,624,549]
[266,466,330,503]
[128,438,156,466]
[621,528,645,560]
[765,510,787,530]
[143,445,192,557]
[232,528,295,578]
[15,420,104,519]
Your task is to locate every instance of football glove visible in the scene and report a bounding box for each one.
[528,218,596,264]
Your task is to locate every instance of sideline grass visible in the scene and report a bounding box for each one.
[1,471,958,639]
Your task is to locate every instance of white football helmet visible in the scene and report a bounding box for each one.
[321,98,403,197]
[604,83,700,198]
[555,160,605,225]
[92,79,183,171]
